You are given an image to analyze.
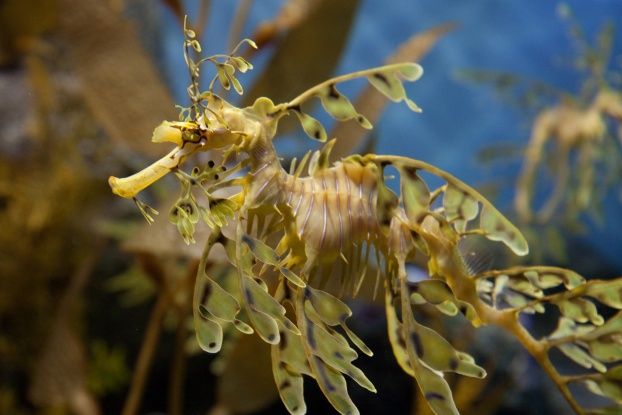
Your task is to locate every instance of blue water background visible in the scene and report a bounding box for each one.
[158,0,622,270]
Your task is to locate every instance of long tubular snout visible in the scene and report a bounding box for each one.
[108,144,201,198]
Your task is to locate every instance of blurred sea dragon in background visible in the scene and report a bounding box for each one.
[462,10,622,226]
[109,19,622,415]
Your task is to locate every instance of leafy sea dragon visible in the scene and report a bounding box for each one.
[109,21,622,415]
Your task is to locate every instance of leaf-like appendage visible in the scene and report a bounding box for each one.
[367,63,423,112]
[560,342,608,372]
[410,279,481,326]
[285,63,423,143]
[242,234,307,287]
[410,318,486,378]
[279,328,312,377]
[289,286,375,415]
[311,356,360,415]
[193,232,302,353]
[585,279,622,308]
[193,259,249,354]
[242,274,297,344]
[169,191,201,244]
[196,315,224,353]
[203,198,237,229]
[272,339,307,415]
[317,84,372,128]
[556,297,604,325]
[305,286,351,325]
[443,184,479,233]
[279,267,306,288]
[304,302,375,392]
[386,266,489,415]
[229,56,253,73]
[400,166,431,224]
[198,276,240,322]
[292,108,328,142]
[211,58,248,95]
[478,267,585,294]
[415,361,460,415]
[305,286,373,356]
[243,234,280,265]
[475,267,622,411]
[384,287,460,415]
[547,297,622,373]
[375,156,529,256]
[582,365,622,404]
[476,268,620,327]
[581,312,622,363]
[329,23,455,162]
[479,205,528,256]
[384,289,415,376]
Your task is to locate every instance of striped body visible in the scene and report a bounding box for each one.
[248,156,383,264]
[282,162,380,253]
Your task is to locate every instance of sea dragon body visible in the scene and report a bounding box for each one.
[109,25,622,415]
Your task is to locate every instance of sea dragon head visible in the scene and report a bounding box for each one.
[108,16,260,200]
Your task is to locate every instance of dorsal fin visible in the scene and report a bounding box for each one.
[318,139,337,170]
[457,237,495,276]
[294,150,312,177]
[308,139,337,176]
[308,150,320,176]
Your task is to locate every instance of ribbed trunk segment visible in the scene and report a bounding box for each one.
[244,134,384,269]
[279,162,381,254]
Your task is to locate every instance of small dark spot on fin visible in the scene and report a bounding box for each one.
[242,234,255,249]
[425,392,445,401]
[200,281,212,304]
[245,288,254,306]
[373,72,390,86]
[411,332,424,358]
[403,166,418,179]
[306,324,316,349]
